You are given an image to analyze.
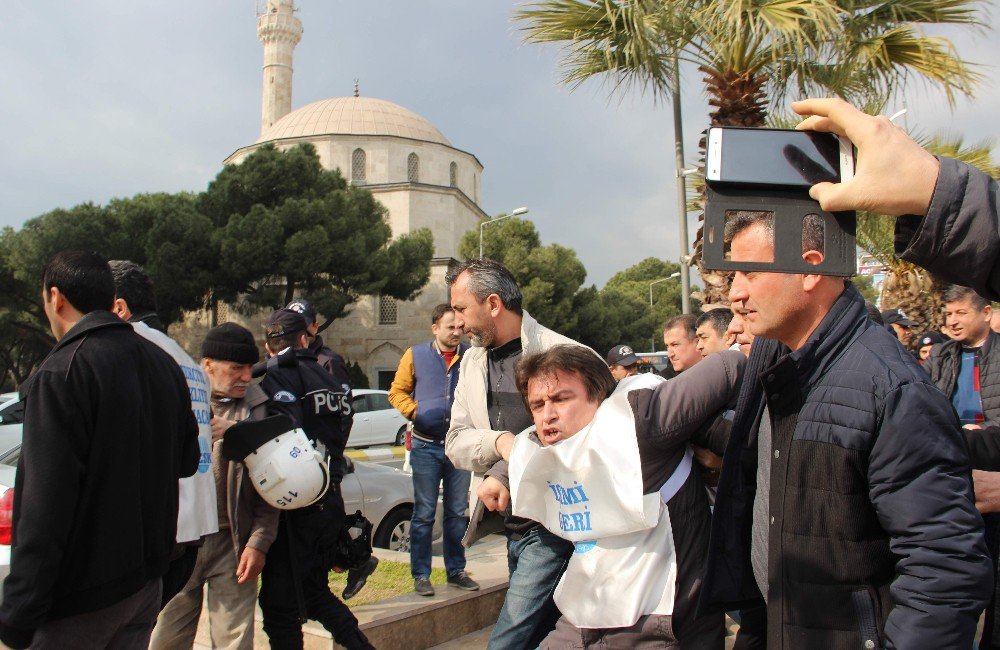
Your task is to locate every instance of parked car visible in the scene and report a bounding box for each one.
[348,389,408,448]
[0,393,436,591]
[0,393,23,593]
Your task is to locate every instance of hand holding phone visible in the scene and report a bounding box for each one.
[791,98,940,216]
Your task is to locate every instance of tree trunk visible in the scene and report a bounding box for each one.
[690,67,769,307]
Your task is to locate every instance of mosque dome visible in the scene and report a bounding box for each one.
[258,96,451,146]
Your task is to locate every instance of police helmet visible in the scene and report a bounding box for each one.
[222,415,330,510]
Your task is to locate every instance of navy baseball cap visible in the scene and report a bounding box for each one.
[880,308,915,328]
[265,309,308,339]
[285,298,317,324]
[919,331,945,347]
[606,345,639,367]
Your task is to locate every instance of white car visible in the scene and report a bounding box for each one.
[348,389,408,448]
[0,392,433,591]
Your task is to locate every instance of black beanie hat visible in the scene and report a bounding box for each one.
[201,323,260,364]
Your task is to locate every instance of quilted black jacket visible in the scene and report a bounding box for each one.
[700,283,992,649]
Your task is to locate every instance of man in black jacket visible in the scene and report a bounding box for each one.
[256,309,374,650]
[925,286,999,425]
[700,213,991,649]
[923,285,1000,648]
[0,251,199,649]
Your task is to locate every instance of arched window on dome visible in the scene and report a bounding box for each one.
[407,153,420,183]
[449,162,457,188]
[351,148,366,183]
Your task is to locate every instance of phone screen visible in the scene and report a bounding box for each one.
[715,128,843,187]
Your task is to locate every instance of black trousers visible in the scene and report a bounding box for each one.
[259,484,372,650]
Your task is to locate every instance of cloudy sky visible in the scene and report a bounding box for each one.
[2,1,996,286]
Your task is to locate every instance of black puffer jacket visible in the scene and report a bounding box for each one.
[923,330,1000,424]
[895,156,1000,300]
[700,283,992,649]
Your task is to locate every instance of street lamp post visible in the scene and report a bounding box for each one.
[480,207,529,258]
[649,272,681,351]
[671,54,693,315]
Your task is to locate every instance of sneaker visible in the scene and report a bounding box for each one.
[343,556,378,600]
[446,571,480,591]
[414,577,435,597]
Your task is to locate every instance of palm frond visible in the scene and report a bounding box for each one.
[515,0,675,97]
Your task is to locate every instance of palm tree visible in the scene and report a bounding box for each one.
[515,0,986,304]
[859,134,998,334]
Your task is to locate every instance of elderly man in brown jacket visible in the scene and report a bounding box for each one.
[150,324,280,650]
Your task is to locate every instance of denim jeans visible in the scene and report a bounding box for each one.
[409,437,471,578]
[487,526,574,650]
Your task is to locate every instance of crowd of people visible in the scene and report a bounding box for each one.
[0,95,999,650]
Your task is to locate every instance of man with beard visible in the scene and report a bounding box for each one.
[389,304,478,597]
[445,258,594,650]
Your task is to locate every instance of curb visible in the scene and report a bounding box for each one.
[346,445,405,461]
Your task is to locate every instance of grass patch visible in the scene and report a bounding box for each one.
[328,559,447,607]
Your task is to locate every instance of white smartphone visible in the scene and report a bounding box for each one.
[705,127,854,188]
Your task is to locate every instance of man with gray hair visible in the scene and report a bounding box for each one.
[663,314,701,373]
[445,258,593,650]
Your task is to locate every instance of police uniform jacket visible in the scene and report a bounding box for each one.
[260,347,354,482]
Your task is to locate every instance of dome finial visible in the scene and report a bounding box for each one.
[353,78,359,98]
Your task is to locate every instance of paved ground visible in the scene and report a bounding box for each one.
[429,625,492,649]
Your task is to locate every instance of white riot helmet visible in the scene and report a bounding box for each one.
[222,415,330,510]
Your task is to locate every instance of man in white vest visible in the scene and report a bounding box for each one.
[109,260,218,607]
[497,344,744,648]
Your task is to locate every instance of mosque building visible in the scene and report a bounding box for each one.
[193,0,487,389]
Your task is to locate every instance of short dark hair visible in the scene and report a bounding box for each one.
[942,285,989,311]
[265,326,304,354]
[108,260,157,313]
[723,210,825,254]
[515,345,614,409]
[696,308,733,337]
[445,259,523,315]
[431,303,454,325]
[664,314,697,340]
[42,250,114,314]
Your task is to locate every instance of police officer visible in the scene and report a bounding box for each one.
[256,309,375,650]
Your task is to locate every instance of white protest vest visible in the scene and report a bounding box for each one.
[133,322,219,543]
[509,372,691,629]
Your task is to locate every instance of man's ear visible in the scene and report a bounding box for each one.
[111,297,131,321]
[47,287,66,312]
[299,333,309,349]
[487,293,503,316]
[801,249,826,292]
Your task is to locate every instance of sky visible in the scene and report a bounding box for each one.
[1,1,997,287]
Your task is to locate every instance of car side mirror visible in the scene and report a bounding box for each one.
[344,456,356,474]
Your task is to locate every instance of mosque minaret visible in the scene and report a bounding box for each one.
[257,0,303,134]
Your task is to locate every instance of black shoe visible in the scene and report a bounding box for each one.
[414,577,435,597]
[343,556,378,600]
[446,571,480,591]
